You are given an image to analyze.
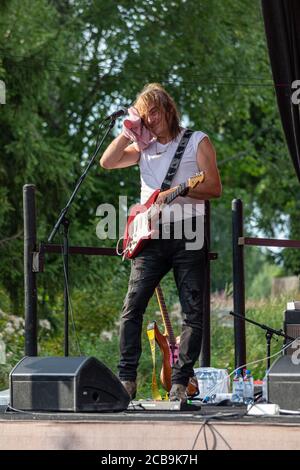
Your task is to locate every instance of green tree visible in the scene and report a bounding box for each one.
[0,0,297,321]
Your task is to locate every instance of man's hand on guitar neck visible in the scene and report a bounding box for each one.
[156,186,184,205]
[156,189,172,205]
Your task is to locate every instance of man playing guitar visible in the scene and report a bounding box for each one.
[100,83,222,401]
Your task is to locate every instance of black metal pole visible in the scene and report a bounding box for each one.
[266,332,272,371]
[200,200,211,366]
[23,184,38,356]
[232,199,246,369]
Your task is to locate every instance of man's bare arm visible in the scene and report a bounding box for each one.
[188,136,222,200]
[100,134,140,169]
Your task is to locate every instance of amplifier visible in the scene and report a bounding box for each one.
[268,355,300,411]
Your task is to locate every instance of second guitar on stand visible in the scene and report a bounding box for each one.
[147,284,199,397]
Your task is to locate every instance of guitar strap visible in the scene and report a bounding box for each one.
[160,129,193,191]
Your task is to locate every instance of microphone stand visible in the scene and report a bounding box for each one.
[229,311,295,371]
[48,117,116,356]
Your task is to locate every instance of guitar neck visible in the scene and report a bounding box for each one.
[163,171,204,206]
[155,284,176,346]
[165,183,186,205]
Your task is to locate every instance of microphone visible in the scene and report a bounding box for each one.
[104,107,128,121]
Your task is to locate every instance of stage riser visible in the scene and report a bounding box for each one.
[0,421,300,450]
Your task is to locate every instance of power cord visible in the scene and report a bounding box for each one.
[192,420,208,450]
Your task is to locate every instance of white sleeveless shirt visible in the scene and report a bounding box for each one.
[138,128,207,222]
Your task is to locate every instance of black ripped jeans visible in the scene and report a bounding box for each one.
[118,219,207,386]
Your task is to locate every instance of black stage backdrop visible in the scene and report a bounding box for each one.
[261,0,300,181]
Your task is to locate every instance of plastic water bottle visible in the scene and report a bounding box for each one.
[243,369,254,404]
[203,372,211,403]
[232,370,244,403]
[202,371,211,402]
[198,370,214,403]
[205,373,216,403]
[198,371,207,399]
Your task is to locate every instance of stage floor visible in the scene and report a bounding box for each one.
[1,401,300,450]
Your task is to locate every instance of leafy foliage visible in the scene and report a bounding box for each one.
[0,0,299,382]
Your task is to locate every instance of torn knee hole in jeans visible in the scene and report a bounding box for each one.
[180,283,203,316]
[131,270,146,282]
[132,258,146,271]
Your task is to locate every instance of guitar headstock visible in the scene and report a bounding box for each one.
[187,171,205,189]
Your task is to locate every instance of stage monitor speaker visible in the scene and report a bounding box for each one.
[9,356,130,412]
[284,308,300,355]
[268,355,300,411]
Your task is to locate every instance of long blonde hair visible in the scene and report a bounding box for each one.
[134,83,181,139]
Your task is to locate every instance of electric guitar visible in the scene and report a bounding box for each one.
[122,172,205,259]
[147,284,199,397]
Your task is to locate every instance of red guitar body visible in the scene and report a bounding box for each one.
[122,189,160,259]
[121,171,205,260]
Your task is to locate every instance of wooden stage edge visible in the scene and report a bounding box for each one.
[1,403,300,450]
